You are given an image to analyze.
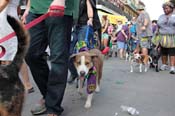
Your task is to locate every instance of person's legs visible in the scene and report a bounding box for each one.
[162,56,168,64]
[102,33,109,47]
[20,61,34,93]
[68,29,78,83]
[25,12,49,97]
[140,37,149,55]
[168,48,175,74]
[141,47,148,55]
[117,41,125,59]
[160,47,168,71]
[45,15,73,115]
[25,12,49,115]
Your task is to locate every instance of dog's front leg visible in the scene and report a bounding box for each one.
[144,64,148,72]
[130,60,134,72]
[85,93,93,108]
[125,52,128,61]
[78,78,84,96]
[139,63,142,72]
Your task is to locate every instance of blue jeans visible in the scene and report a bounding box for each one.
[25,12,73,115]
[68,30,78,77]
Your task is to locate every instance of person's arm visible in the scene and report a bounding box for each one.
[21,0,30,24]
[141,13,149,31]
[141,18,148,31]
[102,19,109,33]
[121,26,128,39]
[86,0,93,26]
[0,0,10,12]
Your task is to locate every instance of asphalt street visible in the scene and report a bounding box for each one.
[22,57,175,116]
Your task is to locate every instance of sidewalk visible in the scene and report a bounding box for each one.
[22,57,175,116]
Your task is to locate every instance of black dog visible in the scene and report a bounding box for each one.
[149,45,161,72]
[0,16,29,116]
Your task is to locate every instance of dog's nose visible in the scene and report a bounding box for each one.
[80,71,86,76]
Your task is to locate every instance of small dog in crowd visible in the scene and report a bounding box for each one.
[70,49,103,108]
[149,45,161,72]
[130,53,152,72]
[0,16,29,116]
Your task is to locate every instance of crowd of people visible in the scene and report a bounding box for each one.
[0,0,175,116]
[99,1,175,75]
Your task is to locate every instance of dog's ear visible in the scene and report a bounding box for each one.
[90,53,98,59]
[69,54,77,61]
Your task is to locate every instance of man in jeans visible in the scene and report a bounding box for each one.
[22,0,79,116]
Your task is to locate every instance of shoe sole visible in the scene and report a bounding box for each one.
[31,107,47,115]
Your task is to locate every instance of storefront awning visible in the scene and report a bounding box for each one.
[98,10,127,24]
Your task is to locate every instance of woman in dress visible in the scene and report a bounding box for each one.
[157,1,175,74]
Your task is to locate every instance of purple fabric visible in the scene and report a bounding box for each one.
[86,67,97,94]
[116,25,129,42]
[79,47,89,52]
[152,25,158,34]
[87,73,96,94]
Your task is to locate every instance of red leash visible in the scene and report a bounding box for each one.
[0,5,64,58]
[0,13,50,44]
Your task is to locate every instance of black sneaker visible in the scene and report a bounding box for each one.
[67,75,77,84]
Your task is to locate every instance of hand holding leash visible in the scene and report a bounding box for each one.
[87,18,93,26]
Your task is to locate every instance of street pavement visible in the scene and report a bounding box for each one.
[22,56,175,116]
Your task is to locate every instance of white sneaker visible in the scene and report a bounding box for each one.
[160,64,168,71]
[170,67,175,74]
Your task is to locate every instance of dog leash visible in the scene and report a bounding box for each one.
[0,5,64,58]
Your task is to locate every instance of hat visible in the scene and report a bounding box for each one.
[136,5,145,10]
[170,0,175,5]
[162,1,174,9]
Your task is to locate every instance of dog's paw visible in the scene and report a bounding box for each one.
[84,102,91,108]
[95,86,100,92]
[78,88,83,96]
[78,92,83,96]
[130,70,133,72]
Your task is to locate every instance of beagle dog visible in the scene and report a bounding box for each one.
[130,53,152,72]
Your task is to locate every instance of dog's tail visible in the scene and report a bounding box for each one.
[7,15,29,71]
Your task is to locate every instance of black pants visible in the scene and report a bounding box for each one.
[25,12,73,115]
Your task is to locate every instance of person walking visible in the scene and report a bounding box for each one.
[157,1,175,74]
[22,0,79,116]
[135,6,153,55]
[116,22,131,59]
[68,0,101,83]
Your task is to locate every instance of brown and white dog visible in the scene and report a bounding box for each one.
[0,16,29,116]
[130,53,152,72]
[70,49,103,108]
